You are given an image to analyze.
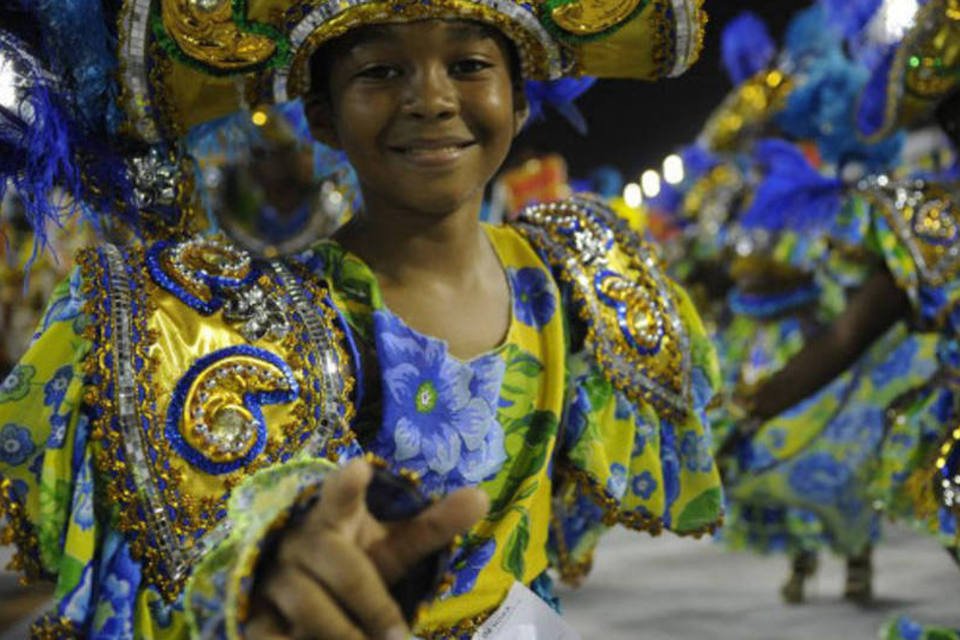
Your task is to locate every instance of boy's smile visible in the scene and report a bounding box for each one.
[308,19,527,217]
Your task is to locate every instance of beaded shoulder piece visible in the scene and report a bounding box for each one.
[857,176,960,287]
[77,235,356,601]
[512,195,692,420]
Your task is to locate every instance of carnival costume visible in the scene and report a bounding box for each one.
[842,2,960,636]
[727,0,959,625]
[0,0,722,638]
[696,3,946,607]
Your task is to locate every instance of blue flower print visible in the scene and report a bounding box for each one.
[71,462,96,531]
[893,616,924,640]
[94,534,141,639]
[47,414,70,449]
[823,406,884,454]
[449,538,496,596]
[660,422,681,513]
[606,463,627,499]
[631,471,657,500]
[787,453,849,503]
[0,423,35,466]
[509,267,556,329]
[372,310,507,495]
[43,366,73,409]
[0,365,35,403]
[679,432,713,473]
[871,338,919,388]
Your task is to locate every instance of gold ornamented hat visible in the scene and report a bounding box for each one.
[856,0,960,141]
[119,0,706,143]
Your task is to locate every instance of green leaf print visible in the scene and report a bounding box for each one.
[502,511,530,580]
[675,487,722,532]
[0,364,36,403]
[487,409,556,519]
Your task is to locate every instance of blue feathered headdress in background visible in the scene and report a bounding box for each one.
[781,4,844,72]
[820,0,884,40]
[524,77,597,135]
[738,138,845,234]
[776,42,903,172]
[722,12,776,86]
[0,0,137,255]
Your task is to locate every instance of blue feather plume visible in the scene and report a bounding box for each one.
[0,31,82,261]
[721,12,776,85]
[739,138,845,233]
[777,50,903,171]
[524,77,596,135]
[820,0,883,39]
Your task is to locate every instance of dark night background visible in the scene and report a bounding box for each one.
[511,0,810,181]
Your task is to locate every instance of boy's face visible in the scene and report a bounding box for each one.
[307,20,527,216]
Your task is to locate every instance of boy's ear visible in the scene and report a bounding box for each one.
[305,97,342,150]
[513,90,530,136]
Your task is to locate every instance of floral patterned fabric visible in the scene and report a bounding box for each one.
[0,219,722,639]
[309,223,723,635]
[838,185,960,545]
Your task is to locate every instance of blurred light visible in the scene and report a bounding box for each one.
[0,53,18,112]
[623,182,643,208]
[662,154,684,185]
[251,109,269,127]
[641,170,661,198]
[869,0,919,44]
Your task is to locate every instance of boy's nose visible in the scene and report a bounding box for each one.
[402,65,458,119]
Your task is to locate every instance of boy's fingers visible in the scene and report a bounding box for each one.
[312,459,374,530]
[373,487,489,583]
[298,531,409,639]
[264,566,367,640]
[245,609,289,640]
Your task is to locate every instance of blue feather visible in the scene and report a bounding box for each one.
[721,12,776,85]
[782,5,843,71]
[739,138,845,233]
[524,77,596,134]
[820,0,883,39]
[777,50,903,171]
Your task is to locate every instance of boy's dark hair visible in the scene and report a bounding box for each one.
[307,20,525,106]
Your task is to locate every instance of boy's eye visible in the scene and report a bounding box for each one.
[450,58,493,75]
[356,64,401,80]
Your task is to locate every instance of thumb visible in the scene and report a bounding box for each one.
[371,487,490,584]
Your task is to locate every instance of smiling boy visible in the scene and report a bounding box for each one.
[0,1,720,639]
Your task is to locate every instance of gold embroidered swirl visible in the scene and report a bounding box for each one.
[161,0,277,71]
[551,0,643,35]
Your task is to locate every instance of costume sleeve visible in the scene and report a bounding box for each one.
[0,268,100,634]
[549,280,723,581]
[513,196,724,583]
[185,459,335,639]
[850,180,960,331]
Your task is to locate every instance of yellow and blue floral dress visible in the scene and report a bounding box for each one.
[0,196,723,639]
[729,177,951,558]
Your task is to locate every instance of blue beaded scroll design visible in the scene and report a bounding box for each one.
[165,345,299,475]
[146,236,259,314]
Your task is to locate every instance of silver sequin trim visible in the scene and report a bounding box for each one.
[668,0,698,78]
[103,244,187,579]
[274,0,563,101]
[272,262,348,455]
[119,0,161,143]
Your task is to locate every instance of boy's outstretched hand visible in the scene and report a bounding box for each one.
[247,459,489,640]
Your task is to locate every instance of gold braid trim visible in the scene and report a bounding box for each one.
[549,507,595,584]
[0,477,46,584]
[560,465,722,537]
[29,614,79,640]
